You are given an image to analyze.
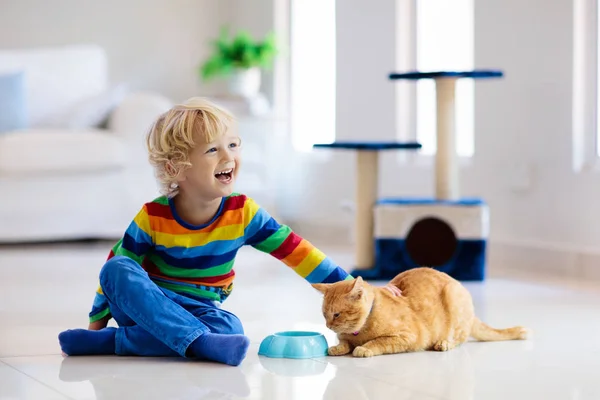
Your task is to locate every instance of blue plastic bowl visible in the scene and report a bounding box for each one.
[258,331,329,359]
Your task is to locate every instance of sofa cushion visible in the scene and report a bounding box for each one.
[44,83,129,130]
[0,44,108,128]
[0,70,28,133]
[0,130,127,175]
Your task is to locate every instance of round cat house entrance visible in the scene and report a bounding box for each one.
[405,217,458,266]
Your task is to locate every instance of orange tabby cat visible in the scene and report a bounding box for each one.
[312,267,529,358]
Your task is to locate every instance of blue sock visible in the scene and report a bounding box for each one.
[188,332,250,366]
[58,328,117,356]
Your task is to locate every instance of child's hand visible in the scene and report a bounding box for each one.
[383,284,402,297]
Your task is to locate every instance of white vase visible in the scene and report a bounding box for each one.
[228,67,261,98]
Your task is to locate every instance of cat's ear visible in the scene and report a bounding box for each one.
[349,277,364,300]
[312,283,329,294]
[352,276,364,290]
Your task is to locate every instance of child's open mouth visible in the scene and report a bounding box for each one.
[215,168,234,184]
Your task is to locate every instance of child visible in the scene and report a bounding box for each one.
[58,97,353,366]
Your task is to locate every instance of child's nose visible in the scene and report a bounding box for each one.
[222,148,236,162]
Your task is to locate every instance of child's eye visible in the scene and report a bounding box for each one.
[205,147,217,154]
[229,142,238,148]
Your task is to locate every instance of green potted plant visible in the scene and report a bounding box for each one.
[200,28,278,98]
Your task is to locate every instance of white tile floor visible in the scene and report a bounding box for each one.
[1,241,600,399]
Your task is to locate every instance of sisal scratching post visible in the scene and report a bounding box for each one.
[354,150,379,269]
[435,77,459,200]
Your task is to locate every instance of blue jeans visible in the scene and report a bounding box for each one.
[99,256,244,357]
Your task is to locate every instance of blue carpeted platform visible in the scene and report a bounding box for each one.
[313,141,422,151]
[377,197,485,206]
[388,70,504,80]
[351,239,486,281]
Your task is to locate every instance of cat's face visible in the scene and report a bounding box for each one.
[312,277,371,334]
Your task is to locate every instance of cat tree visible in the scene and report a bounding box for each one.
[314,70,503,281]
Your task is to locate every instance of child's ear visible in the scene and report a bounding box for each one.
[166,160,186,183]
[311,283,329,294]
[166,160,177,177]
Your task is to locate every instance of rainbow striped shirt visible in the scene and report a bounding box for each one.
[89,193,352,322]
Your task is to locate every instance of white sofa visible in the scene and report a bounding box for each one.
[0,44,173,242]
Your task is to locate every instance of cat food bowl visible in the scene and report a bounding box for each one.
[258,331,329,359]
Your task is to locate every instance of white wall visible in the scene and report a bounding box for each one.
[473,0,595,249]
[0,0,228,102]
[233,0,600,278]
[4,0,598,274]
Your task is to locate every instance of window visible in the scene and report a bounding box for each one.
[597,0,600,157]
[572,0,599,170]
[290,0,336,152]
[399,0,475,157]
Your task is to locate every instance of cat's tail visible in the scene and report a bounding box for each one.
[470,318,530,341]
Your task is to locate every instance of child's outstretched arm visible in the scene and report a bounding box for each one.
[243,197,353,284]
[88,205,154,327]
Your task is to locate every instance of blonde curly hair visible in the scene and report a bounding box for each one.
[146,97,235,197]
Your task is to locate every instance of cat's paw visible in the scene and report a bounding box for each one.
[327,344,351,356]
[352,346,374,358]
[433,340,452,352]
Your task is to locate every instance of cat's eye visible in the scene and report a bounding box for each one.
[333,313,340,319]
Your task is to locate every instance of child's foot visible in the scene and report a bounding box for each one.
[58,328,117,356]
[188,332,250,366]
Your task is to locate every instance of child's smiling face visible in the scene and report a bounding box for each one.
[177,131,242,200]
